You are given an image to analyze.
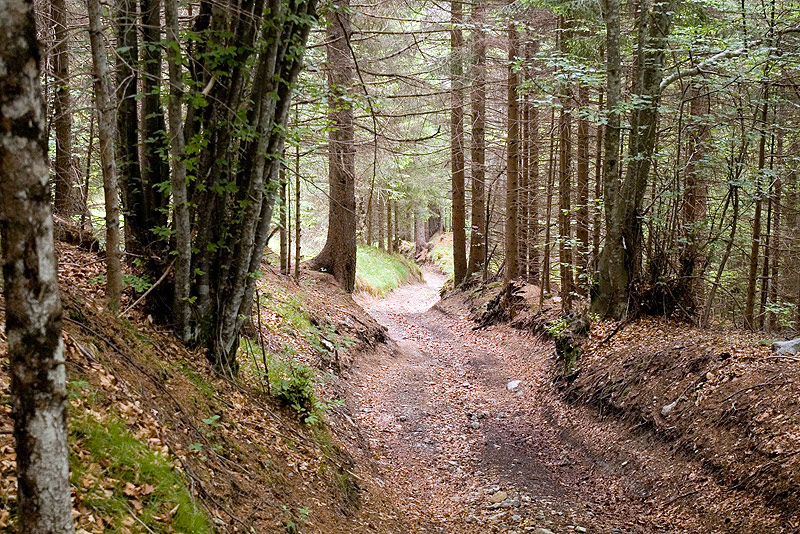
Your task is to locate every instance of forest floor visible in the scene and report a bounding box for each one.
[349,267,797,534]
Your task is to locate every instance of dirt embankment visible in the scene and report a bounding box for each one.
[460,280,800,531]
[564,319,800,530]
[0,242,411,534]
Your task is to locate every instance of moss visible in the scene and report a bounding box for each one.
[70,411,212,533]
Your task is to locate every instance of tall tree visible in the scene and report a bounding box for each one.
[593,0,677,318]
[557,17,573,310]
[138,0,170,254]
[116,0,143,248]
[0,2,75,530]
[88,0,123,312]
[311,0,357,292]
[451,0,467,285]
[164,0,191,342]
[504,20,520,284]
[51,0,77,216]
[467,1,487,279]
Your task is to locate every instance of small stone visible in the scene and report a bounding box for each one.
[489,511,507,521]
[471,420,482,430]
[533,529,555,534]
[490,490,508,503]
[398,415,407,421]
[511,514,522,521]
[507,379,522,390]
[575,527,587,533]
[502,497,521,508]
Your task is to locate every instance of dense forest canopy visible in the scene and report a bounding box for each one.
[14,0,797,363]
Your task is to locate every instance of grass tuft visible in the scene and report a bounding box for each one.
[70,409,212,533]
[355,246,422,297]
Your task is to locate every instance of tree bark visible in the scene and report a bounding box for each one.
[139,0,169,252]
[745,96,769,329]
[679,81,710,319]
[115,0,142,250]
[164,0,191,342]
[467,0,486,279]
[451,0,467,285]
[576,84,591,296]
[504,21,519,284]
[52,0,78,216]
[310,0,357,293]
[0,3,75,530]
[280,168,289,273]
[88,0,123,313]
[593,0,676,318]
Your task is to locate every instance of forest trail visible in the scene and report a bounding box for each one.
[348,270,764,534]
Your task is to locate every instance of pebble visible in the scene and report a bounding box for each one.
[532,529,555,534]
[470,420,482,429]
[507,379,522,390]
[490,490,508,503]
[575,528,587,533]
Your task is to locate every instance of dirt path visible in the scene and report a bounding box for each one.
[348,269,770,533]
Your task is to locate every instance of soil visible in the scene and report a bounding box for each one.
[348,267,796,533]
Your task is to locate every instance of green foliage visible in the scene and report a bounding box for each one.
[355,245,422,297]
[429,235,454,278]
[242,342,343,425]
[70,411,212,533]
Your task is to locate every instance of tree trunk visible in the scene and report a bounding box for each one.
[592,89,604,266]
[504,21,519,284]
[165,0,191,341]
[139,0,169,253]
[377,193,385,250]
[467,0,486,279]
[280,167,289,273]
[0,4,75,531]
[451,0,467,285]
[116,0,142,251]
[295,147,301,278]
[52,0,78,216]
[88,0,123,313]
[679,81,710,320]
[519,83,530,281]
[575,84,590,296]
[593,0,675,318]
[542,107,557,299]
[386,196,394,253]
[310,0,357,293]
[768,131,782,331]
[745,97,769,329]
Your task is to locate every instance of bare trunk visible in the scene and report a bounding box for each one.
[576,84,590,296]
[310,0,357,293]
[52,0,77,216]
[679,82,710,320]
[88,0,123,312]
[280,168,289,273]
[165,0,191,341]
[745,97,769,329]
[139,0,169,252]
[451,0,467,284]
[466,1,486,279]
[295,148,301,278]
[504,21,519,284]
[0,4,75,531]
[593,0,675,318]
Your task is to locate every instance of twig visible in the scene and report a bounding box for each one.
[120,260,175,317]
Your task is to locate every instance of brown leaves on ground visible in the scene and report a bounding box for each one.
[567,317,800,531]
